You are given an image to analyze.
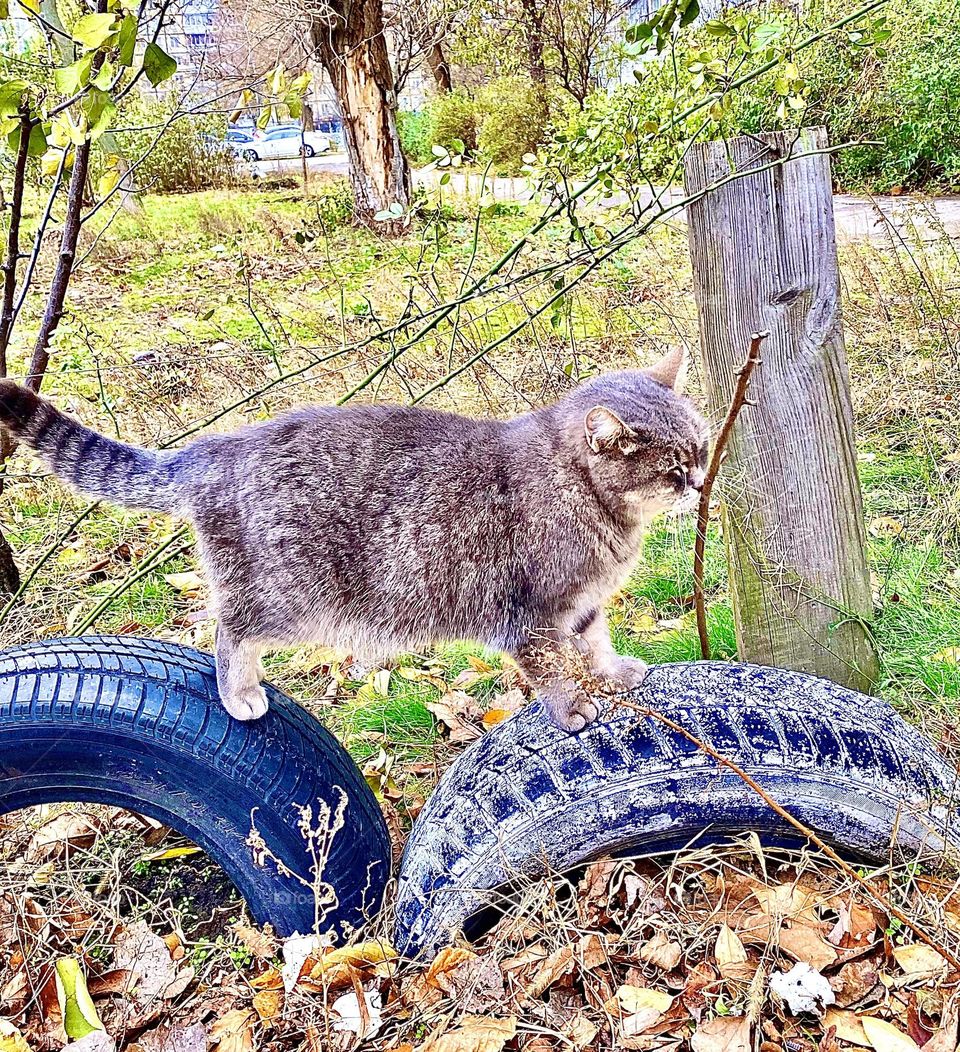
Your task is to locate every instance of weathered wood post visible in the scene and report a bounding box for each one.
[683,127,878,693]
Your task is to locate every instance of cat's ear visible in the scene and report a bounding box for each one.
[585,406,631,453]
[643,346,687,392]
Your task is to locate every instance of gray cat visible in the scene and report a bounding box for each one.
[0,348,708,732]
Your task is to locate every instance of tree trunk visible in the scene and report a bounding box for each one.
[425,38,452,93]
[683,127,878,694]
[311,0,411,227]
[520,0,547,84]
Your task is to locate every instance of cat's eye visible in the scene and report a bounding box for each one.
[667,467,687,489]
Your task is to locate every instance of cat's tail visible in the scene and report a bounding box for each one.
[0,380,180,511]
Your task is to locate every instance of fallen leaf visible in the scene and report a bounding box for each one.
[140,845,203,863]
[892,943,948,979]
[113,922,193,1004]
[769,962,835,1015]
[924,990,960,1052]
[0,1019,29,1052]
[208,1009,256,1052]
[55,957,105,1039]
[232,925,279,961]
[930,647,960,665]
[861,1018,921,1052]
[822,1008,870,1047]
[63,1033,115,1052]
[778,923,838,971]
[715,923,748,977]
[281,933,327,992]
[869,516,905,538]
[27,813,102,862]
[417,1016,517,1052]
[640,931,683,971]
[691,1015,750,1052]
[130,1024,206,1052]
[252,989,282,1023]
[163,572,204,595]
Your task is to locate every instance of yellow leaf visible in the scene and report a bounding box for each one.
[466,655,495,674]
[252,987,282,1022]
[0,1019,30,1052]
[163,571,204,593]
[139,844,203,862]
[861,1018,922,1052]
[55,956,105,1039]
[869,515,905,538]
[98,167,120,198]
[482,708,511,727]
[208,1008,256,1052]
[311,938,397,978]
[606,985,673,1015]
[930,647,960,665]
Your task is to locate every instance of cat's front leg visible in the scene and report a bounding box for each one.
[513,630,601,733]
[215,623,269,721]
[575,609,649,692]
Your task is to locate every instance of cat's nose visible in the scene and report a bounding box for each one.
[689,469,706,492]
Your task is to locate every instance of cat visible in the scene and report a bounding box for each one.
[0,347,708,732]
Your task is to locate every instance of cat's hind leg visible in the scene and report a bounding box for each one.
[215,623,268,721]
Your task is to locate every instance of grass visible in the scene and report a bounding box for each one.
[0,180,958,772]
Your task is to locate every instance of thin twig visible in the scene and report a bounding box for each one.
[618,697,960,972]
[694,331,767,658]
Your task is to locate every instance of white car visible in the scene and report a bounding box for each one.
[237,125,331,161]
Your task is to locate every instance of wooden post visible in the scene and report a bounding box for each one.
[683,127,878,693]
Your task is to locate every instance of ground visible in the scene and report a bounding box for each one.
[0,178,958,1050]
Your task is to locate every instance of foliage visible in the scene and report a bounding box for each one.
[398,90,479,165]
[547,0,960,192]
[477,75,548,172]
[397,108,434,164]
[113,96,235,195]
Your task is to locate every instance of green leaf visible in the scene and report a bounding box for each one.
[71,12,118,49]
[26,121,46,155]
[54,53,93,94]
[0,79,26,118]
[117,14,136,66]
[704,19,736,37]
[55,957,104,1040]
[0,0,9,19]
[142,41,176,85]
[82,88,115,139]
[15,0,39,17]
[92,58,114,90]
[680,0,700,29]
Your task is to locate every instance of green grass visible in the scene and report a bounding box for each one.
[0,183,958,775]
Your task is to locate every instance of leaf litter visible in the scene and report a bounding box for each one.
[2,797,960,1050]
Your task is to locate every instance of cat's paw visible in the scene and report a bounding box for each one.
[606,656,649,692]
[221,684,269,721]
[541,686,600,733]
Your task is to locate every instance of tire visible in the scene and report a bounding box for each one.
[301,144,315,158]
[242,149,259,161]
[395,661,960,959]
[0,636,390,939]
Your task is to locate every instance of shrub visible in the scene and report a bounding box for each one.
[113,94,236,194]
[429,90,479,155]
[397,109,434,165]
[312,178,356,227]
[477,76,548,172]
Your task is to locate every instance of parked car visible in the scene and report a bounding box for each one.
[225,127,254,146]
[238,125,331,161]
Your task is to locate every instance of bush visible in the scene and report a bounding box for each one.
[113,94,236,194]
[430,90,479,155]
[477,76,548,173]
[397,109,434,165]
[312,178,356,228]
[398,91,479,165]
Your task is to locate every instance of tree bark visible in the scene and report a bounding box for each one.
[425,38,452,93]
[311,0,411,227]
[520,0,547,86]
[684,127,878,694]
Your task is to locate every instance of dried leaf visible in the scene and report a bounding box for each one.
[231,925,279,961]
[208,1009,256,1052]
[417,1016,517,1052]
[822,1008,870,1047]
[252,989,282,1023]
[113,922,191,1003]
[892,943,948,979]
[860,1018,921,1052]
[640,930,682,971]
[715,923,748,976]
[130,1024,206,1052]
[691,1015,751,1052]
[163,572,204,595]
[778,923,838,971]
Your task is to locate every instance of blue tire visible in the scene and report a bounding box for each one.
[395,661,960,959]
[0,636,390,939]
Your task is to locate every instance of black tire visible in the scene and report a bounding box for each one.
[395,661,960,959]
[0,636,390,939]
[242,149,259,161]
[301,144,315,158]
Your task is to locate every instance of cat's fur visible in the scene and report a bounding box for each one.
[0,348,708,731]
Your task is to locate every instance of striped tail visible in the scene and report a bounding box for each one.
[0,380,180,511]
